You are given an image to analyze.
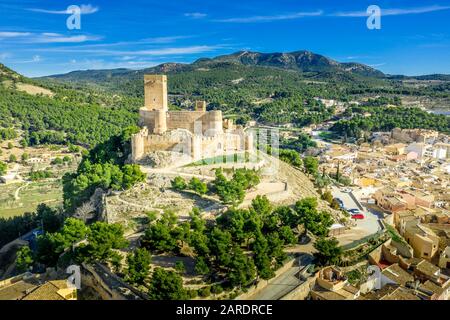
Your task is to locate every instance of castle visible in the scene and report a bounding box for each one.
[131,75,254,162]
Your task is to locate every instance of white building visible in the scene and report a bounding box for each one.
[433,143,450,160]
[406,143,433,159]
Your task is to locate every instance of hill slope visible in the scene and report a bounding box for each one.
[43,50,386,85]
[198,50,385,78]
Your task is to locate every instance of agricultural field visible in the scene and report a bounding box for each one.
[0,180,63,218]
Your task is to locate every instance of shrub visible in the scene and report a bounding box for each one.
[199,286,211,297]
[211,284,223,295]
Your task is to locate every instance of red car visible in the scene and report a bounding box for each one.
[352,214,365,220]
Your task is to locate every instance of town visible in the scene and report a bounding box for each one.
[0,74,448,301]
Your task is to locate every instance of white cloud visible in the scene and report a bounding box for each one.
[120,56,136,61]
[11,55,44,64]
[33,45,223,56]
[0,31,32,38]
[31,34,102,43]
[368,63,386,67]
[0,31,101,44]
[333,5,450,17]
[215,11,323,23]
[184,12,207,19]
[58,58,160,71]
[130,45,220,55]
[27,4,99,15]
[144,35,193,44]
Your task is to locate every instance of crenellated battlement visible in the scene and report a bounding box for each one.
[131,75,254,163]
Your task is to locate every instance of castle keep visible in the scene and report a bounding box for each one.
[131,75,253,162]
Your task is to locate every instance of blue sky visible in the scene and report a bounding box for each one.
[1,0,449,77]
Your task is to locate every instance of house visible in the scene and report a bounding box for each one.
[21,280,77,300]
[413,260,449,287]
[384,143,407,155]
[0,273,76,300]
[373,187,408,214]
[400,220,439,260]
[433,143,450,159]
[418,280,450,300]
[406,143,434,159]
[381,263,415,287]
[399,189,434,209]
[439,246,450,269]
[310,266,360,300]
[368,239,413,269]
[359,284,420,300]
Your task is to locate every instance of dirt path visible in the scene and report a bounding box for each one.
[14,182,30,200]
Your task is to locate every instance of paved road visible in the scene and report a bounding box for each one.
[248,254,313,300]
[331,186,382,237]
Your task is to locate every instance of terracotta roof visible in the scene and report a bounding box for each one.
[0,279,39,300]
[382,264,414,286]
[22,280,74,300]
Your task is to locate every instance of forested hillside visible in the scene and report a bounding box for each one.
[1,49,449,151]
[0,64,140,148]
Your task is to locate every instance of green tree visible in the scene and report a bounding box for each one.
[59,218,89,246]
[125,248,151,286]
[52,157,63,165]
[294,198,333,237]
[36,204,63,233]
[266,232,287,267]
[274,206,297,228]
[148,267,188,300]
[188,177,208,195]
[171,176,187,190]
[0,161,7,175]
[21,153,29,162]
[194,257,210,275]
[208,227,233,267]
[16,246,34,272]
[279,149,302,167]
[314,237,343,266]
[174,260,186,275]
[252,233,275,280]
[303,156,319,175]
[213,169,245,206]
[232,168,260,190]
[9,154,16,163]
[84,222,128,262]
[321,190,333,204]
[142,211,178,253]
[227,246,256,288]
[122,164,146,189]
[251,195,273,217]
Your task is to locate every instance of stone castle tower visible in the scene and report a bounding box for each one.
[131,74,254,163]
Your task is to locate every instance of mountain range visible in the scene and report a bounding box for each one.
[44,50,386,81]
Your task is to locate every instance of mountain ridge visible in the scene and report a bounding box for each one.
[42,50,386,80]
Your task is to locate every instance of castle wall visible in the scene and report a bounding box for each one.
[167,111,206,133]
[141,134,190,155]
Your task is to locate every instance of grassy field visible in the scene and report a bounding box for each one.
[0,180,63,218]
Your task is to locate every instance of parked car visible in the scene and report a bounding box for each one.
[348,208,360,214]
[351,214,365,220]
